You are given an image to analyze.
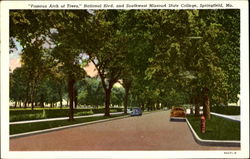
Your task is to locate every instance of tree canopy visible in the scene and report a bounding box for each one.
[10,9,240,119]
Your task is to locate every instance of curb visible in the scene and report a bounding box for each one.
[10,115,130,139]
[185,118,240,147]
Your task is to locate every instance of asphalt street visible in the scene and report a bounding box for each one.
[10,110,240,151]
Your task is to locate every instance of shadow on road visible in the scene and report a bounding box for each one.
[170,118,186,122]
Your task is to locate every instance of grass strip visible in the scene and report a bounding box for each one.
[10,114,126,135]
[10,108,123,122]
[186,114,240,140]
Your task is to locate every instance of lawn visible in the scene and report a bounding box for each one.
[10,108,123,122]
[186,115,240,140]
[10,114,126,135]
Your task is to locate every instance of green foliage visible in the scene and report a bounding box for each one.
[77,77,104,107]
[10,10,240,118]
[111,86,125,106]
[75,110,93,116]
[10,108,123,121]
[10,67,29,103]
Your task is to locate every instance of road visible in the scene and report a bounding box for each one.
[10,111,240,151]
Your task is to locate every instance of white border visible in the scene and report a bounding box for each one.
[1,1,249,158]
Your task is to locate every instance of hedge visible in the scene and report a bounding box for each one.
[211,106,240,115]
[10,108,124,122]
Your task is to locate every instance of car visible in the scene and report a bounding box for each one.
[130,107,142,116]
[170,107,186,121]
[127,108,132,114]
[163,107,168,111]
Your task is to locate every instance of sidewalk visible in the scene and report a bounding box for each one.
[210,112,240,122]
[10,112,123,125]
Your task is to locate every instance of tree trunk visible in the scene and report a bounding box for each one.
[123,87,129,114]
[104,88,111,117]
[195,96,200,116]
[40,95,44,108]
[74,88,78,109]
[31,102,34,110]
[24,101,27,108]
[58,89,63,109]
[68,78,75,121]
[14,101,17,108]
[141,103,145,111]
[156,101,160,110]
[203,88,211,120]
[203,95,211,119]
[190,107,193,115]
[60,98,63,109]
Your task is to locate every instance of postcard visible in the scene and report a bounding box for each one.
[1,0,249,158]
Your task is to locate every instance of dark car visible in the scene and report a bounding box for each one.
[130,107,142,116]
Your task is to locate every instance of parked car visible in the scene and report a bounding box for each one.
[170,107,186,120]
[127,108,132,114]
[130,107,142,116]
[163,107,168,111]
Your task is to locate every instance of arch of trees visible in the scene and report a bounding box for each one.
[10,10,240,120]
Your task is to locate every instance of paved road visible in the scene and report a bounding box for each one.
[10,111,240,151]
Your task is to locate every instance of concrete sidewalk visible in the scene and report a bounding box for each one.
[211,112,240,122]
[10,112,123,125]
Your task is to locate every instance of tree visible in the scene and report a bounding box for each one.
[111,86,125,107]
[10,10,89,120]
[10,10,240,121]
[78,77,104,108]
[86,10,127,116]
[10,67,29,108]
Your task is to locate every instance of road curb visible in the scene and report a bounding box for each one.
[10,115,130,139]
[185,118,240,147]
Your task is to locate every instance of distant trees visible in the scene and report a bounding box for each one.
[10,10,240,120]
[77,77,104,108]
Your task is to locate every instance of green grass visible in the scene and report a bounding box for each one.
[10,114,126,135]
[187,115,240,140]
[10,108,123,122]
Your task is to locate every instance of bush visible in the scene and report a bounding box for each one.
[110,109,117,113]
[75,110,94,116]
[211,106,240,115]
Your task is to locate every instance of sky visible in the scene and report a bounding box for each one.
[9,39,22,72]
[9,40,98,77]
